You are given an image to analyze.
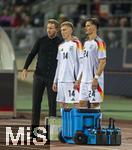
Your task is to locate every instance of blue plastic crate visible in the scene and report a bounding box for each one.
[58,108,121,145]
[60,108,101,144]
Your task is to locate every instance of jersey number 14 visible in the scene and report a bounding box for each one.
[63,52,68,59]
[68,90,75,97]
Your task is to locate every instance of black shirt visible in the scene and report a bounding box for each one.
[24,35,62,80]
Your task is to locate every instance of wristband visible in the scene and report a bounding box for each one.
[94,74,99,79]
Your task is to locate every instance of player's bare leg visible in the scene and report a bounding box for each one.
[73,103,79,108]
[78,100,88,108]
[58,102,68,108]
[78,100,100,109]
[91,103,100,109]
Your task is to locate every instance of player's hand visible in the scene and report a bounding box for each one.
[92,78,98,90]
[52,83,57,92]
[21,69,28,80]
[74,80,80,90]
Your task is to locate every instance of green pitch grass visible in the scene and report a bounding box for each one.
[16,80,132,120]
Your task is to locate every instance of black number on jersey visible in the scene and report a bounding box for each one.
[84,50,88,58]
[88,90,95,98]
[63,52,68,59]
[88,91,92,98]
[92,90,95,97]
[68,90,75,97]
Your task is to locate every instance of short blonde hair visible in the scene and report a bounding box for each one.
[48,19,59,28]
[60,21,74,30]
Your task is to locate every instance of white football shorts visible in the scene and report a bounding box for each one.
[79,82,104,103]
[56,82,79,103]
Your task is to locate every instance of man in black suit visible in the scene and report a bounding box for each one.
[21,19,62,137]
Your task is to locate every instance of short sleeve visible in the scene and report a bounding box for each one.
[97,41,106,59]
[73,39,83,58]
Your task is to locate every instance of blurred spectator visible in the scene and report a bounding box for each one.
[11,13,22,27]
[58,14,69,24]
[99,16,109,27]
[0,0,4,9]
[108,16,118,27]
[107,31,120,48]
[32,10,44,27]
[57,14,69,38]
[71,10,79,27]
[14,0,37,6]
[17,15,35,50]
[15,0,29,5]
[0,0,13,9]
[0,9,12,27]
[78,18,87,43]
[11,6,23,27]
[90,0,100,16]
[72,4,87,27]
[119,17,129,27]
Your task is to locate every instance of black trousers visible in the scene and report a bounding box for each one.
[31,74,56,128]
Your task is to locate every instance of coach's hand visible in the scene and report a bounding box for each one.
[52,83,57,92]
[21,69,28,80]
[92,78,98,90]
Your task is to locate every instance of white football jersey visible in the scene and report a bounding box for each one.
[81,36,106,83]
[54,40,82,83]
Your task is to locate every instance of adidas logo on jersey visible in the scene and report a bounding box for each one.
[69,46,74,51]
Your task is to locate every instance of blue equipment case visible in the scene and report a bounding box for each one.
[58,108,121,145]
